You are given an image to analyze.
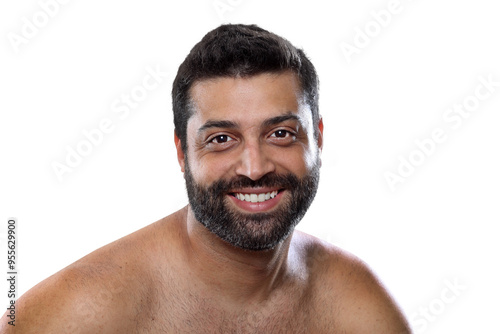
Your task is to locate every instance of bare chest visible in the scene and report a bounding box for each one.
[135,285,314,333]
[139,308,312,333]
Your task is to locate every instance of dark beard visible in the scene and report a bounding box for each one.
[184,161,320,251]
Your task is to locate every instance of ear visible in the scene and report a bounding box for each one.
[317,117,324,152]
[317,117,324,167]
[174,132,186,173]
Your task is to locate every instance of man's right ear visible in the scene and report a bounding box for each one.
[174,132,186,173]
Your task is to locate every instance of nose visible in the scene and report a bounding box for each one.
[235,140,276,181]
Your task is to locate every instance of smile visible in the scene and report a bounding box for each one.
[233,190,279,203]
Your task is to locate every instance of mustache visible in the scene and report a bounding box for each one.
[208,173,301,194]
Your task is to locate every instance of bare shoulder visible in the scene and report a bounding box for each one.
[0,209,186,334]
[293,230,412,334]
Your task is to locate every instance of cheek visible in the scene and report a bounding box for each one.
[271,146,314,175]
[303,147,319,170]
[188,152,235,182]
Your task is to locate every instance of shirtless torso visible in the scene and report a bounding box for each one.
[2,207,411,333]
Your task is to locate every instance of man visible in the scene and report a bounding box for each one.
[2,24,411,333]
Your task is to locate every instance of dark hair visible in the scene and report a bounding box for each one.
[172,24,319,152]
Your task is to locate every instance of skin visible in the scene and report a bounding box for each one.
[1,72,412,333]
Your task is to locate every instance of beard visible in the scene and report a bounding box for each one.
[184,161,320,251]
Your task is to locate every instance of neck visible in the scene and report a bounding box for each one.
[182,206,294,304]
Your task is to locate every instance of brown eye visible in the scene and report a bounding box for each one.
[211,135,233,144]
[269,129,297,145]
[271,130,295,139]
[273,130,288,138]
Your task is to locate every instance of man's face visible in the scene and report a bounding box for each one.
[176,72,323,251]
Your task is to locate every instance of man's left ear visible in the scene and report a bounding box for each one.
[317,117,324,151]
[317,117,324,167]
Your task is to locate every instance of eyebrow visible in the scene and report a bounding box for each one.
[262,113,300,128]
[197,113,300,134]
[197,120,239,134]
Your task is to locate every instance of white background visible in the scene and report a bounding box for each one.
[1,0,499,332]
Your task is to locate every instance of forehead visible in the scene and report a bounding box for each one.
[188,72,307,128]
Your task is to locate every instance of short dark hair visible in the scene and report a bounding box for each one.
[172,24,320,152]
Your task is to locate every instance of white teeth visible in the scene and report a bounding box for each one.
[250,194,258,203]
[235,191,279,203]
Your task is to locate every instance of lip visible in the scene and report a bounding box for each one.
[227,189,285,213]
[228,187,281,194]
